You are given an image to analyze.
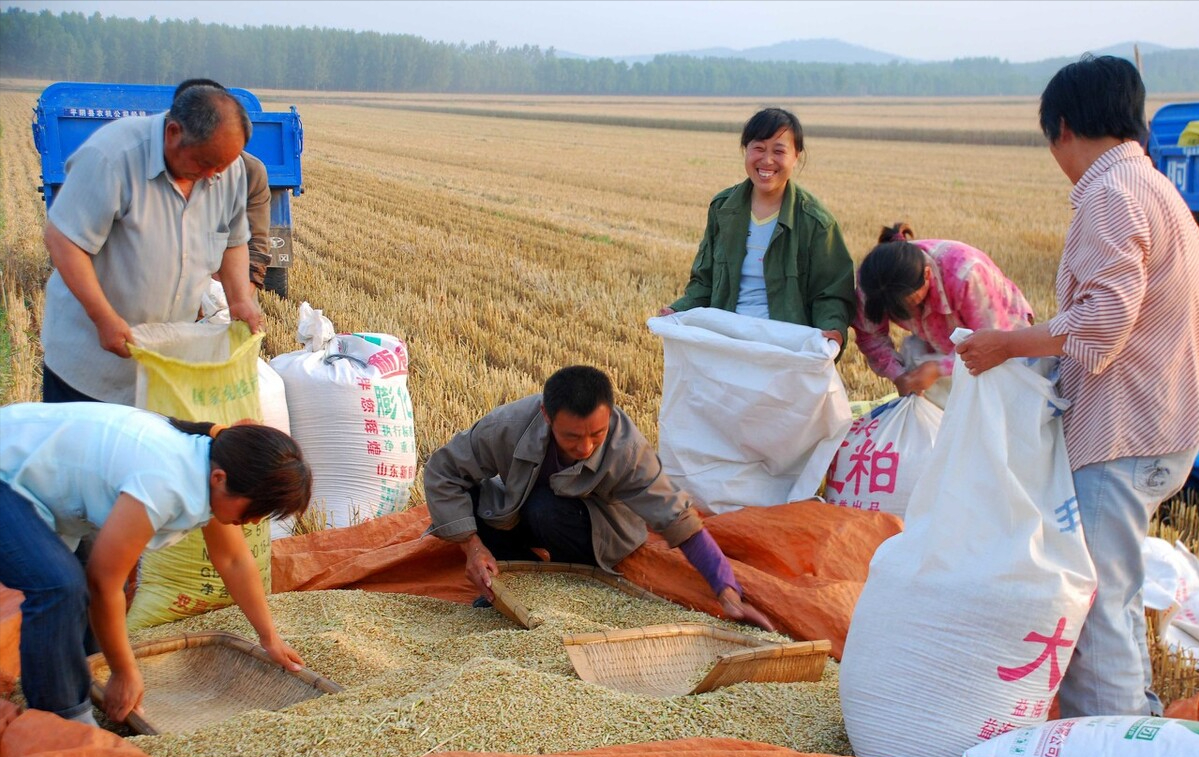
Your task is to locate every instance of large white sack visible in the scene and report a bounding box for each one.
[647,308,851,514]
[963,716,1199,756]
[257,358,290,436]
[840,330,1097,757]
[270,303,416,539]
[824,394,942,518]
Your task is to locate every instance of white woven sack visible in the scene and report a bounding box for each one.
[963,716,1199,756]
[269,303,416,539]
[647,308,851,514]
[257,358,290,436]
[824,394,942,518]
[840,329,1097,757]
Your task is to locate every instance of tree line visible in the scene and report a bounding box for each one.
[2,8,1196,96]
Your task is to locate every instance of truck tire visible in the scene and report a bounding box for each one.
[264,267,288,298]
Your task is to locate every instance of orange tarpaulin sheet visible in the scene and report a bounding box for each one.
[272,499,903,659]
[438,737,846,756]
[0,702,148,757]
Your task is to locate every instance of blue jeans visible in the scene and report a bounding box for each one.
[1057,446,1199,717]
[0,482,94,719]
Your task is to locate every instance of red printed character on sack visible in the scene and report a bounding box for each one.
[367,344,409,379]
[826,437,900,497]
[996,616,1075,690]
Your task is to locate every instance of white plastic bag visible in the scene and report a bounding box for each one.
[647,308,851,514]
[1143,536,1199,652]
[963,716,1199,756]
[269,303,416,539]
[824,394,942,518]
[839,330,1097,757]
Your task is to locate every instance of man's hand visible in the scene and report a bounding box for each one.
[260,634,304,672]
[227,297,263,334]
[718,587,775,632]
[658,306,677,317]
[892,361,942,396]
[95,310,134,359]
[955,328,1012,376]
[103,666,145,723]
[820,329,844,347]
[462,535,499,601]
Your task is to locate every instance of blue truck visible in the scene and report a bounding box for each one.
[31,82,304,297]
[1147,100,1199,225]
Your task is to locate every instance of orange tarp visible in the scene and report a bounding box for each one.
[0,702,148,757]
[0,585,21,697]
[272,499,903,659]
[437,738,846,756]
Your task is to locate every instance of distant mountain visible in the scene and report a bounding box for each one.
[561,38,911,65]
[558,38,1175,67]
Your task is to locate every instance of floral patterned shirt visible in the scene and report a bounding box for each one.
[852,239,1034,380]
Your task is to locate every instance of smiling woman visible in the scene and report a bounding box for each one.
[659,106,856,351]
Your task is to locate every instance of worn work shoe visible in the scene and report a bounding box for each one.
[471,595,493,609]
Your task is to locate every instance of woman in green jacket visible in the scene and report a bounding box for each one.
[660,108,856,350]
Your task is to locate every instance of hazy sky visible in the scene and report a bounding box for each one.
[5,0,1197,63]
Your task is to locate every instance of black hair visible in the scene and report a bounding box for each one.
[542,366,615,420]
[858,241,927,323]
[167,84,252,147]
[173,78,225,100]
[740,107,804,152]
[878,221,915,244]
[1039,55,1146,144]
[168,418,312,522]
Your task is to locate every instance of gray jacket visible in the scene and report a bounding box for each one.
[424,395,703,572]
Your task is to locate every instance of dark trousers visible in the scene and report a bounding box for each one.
[474,483,597,565]
[0,482,94,717]
[42,363,101,404]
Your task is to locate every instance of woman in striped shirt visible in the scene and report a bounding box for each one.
[957,55,1199,718]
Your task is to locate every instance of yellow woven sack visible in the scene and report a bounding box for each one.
[1179,120,1199,147]
[125,321,271,631]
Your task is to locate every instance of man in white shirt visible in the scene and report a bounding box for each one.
[41,83,261,405]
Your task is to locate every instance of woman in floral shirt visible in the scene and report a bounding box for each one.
[852,223,1034,399]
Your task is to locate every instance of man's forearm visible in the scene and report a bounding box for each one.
[218,244,255,305]
[45,222,119,326]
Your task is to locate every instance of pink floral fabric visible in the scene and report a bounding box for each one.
[852,239,1034,380]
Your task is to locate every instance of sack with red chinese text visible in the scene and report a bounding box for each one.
[839,330,1097,757]
[824,395,942,518]
[963,716,1199,756]
[647,308,852,514]
[269,303,416,539]
[125,321,271,630]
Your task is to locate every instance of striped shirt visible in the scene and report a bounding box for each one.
[1046,141,1199,470]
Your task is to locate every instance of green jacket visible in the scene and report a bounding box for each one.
[669,179,856,346]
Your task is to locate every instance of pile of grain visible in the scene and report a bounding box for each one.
[124,578,850,756]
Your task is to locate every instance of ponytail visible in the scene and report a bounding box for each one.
[878,221,915,244]
[168,417,312,523]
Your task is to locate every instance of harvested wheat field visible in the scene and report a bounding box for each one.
[1,82,1085,451]
[3,81,1198,755]
[121,583,849,757]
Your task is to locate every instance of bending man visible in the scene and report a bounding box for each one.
[424,365,773,631]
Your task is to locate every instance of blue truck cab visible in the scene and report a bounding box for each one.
[31,82,304,296]
[1147,101,1199,225]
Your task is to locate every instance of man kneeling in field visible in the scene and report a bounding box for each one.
[424,365,772,630]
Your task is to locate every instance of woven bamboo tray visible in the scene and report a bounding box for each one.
[488,560,670,629]
[562,622,831,697]
[87,631,342,735]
